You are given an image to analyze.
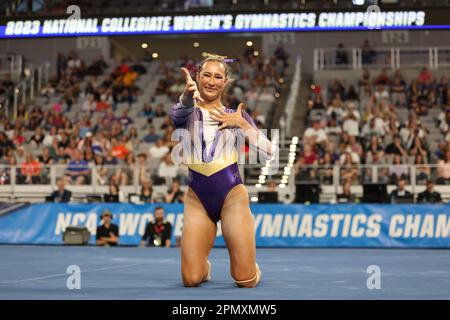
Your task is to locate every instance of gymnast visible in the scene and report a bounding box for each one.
[170,53,273,288]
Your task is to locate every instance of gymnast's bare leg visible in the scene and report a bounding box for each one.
[181,187,216,287]
[221,185,260,288]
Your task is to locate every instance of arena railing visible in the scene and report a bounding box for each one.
[283,55,301,135]
[0,54,22,79]
[1,163,450,202]
[313,46,450,71]
[294,163,450,201]
[12,60,51,117]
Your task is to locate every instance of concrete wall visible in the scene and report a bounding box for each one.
[0,37,110,74]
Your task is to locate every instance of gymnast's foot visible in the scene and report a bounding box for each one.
[203,260,212,283]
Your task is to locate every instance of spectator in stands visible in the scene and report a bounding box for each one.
[361,39,376,64]
[12,128,26,146]
[318,152,334,184]
[15,146,26,167]
[391,74,407,107]
[437,151,450,184]
[158,153,178,184]
[0,132,14,158]
[19,153,42,184]
[407,129,429,159]
[118,110,133,128]
[417,180,442,204]
[274,43,289,68]
[96,209,119,247]
[385,134,408,157]
[361,118,385,139]
[38,147,54,166]
[335,43,348,65]
[324,115,342,137]
[311,93,326,110]
[65,149,90,185]
[339,151,360,184]
[142,126,160,144]
[417,67,434,86]
[149,138,170,160]
[136,153,151,184]
[140,207,172,247]
[304,120,328,145]
[414,153,431,184]
[82,94,96,114]
[139,103,155,121]
[165,178,184,203]
[374,83,390,104]
[258,88,275,104]
[153,104,167,118]
[437,76,449,106]
[114,151,133,185]
[140,179,154,203]
[346,85,359,102]
[389,178,412,203]
[388,154,409,184]
[326,98,344,122]
[342,108,360,137]
[337,179,356,203]
[49,178,72,203]
[28,105,45,130]
[104,182,123,203]
[111,137,129,161]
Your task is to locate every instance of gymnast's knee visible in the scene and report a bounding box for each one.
[182,273,204,287]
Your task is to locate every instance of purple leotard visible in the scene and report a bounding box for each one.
[170,101,269,223]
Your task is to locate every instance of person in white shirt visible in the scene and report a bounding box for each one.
[258,88,275,103]
[149,138,170,159]
[304,120,328,144]
[374,83,390,104]
[342,111,360,137]
[43,127,61,146]
[158,153,178,181]
[82,94,96,113]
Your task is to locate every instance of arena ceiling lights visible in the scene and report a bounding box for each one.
[2,10,447,38]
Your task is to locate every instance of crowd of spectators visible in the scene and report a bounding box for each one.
[297,63,450,201]
[0,46,286,203]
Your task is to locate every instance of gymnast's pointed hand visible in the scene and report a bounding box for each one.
[181,67,204,106]
[210,103,251,130]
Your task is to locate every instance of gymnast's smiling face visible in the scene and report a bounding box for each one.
[196,60,228,103]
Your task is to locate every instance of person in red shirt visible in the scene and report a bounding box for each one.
[302,143,318,165]
[20,153,42,184]
[418,67,434,85]
[111,138,129,160]
[13,129,26,145]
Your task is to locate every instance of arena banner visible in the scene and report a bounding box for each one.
[0,203,449,247]
[5,10,450,39]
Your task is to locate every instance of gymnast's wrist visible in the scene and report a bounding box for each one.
[180,94,194,108]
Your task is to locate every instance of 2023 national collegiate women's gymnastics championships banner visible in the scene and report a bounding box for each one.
[0,203,449,247]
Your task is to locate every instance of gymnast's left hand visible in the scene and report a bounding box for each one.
[210,103,250,130]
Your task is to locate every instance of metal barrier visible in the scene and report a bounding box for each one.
[313,46,450,71]
[1,163,450,201]
[12,60,51,117]
[0,54,22,78]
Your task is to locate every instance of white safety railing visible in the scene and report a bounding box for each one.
[283,55,301,135]
[12,60,51,117]
[314,46,450,71]
[0,163,188,202]
[0,163,449,202]
[0,54,23,78]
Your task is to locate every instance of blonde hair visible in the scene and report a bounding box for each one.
[197,52,232,78]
